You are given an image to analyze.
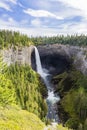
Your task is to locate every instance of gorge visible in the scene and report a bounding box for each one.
[1,43,87,129]
[31,44,87,129]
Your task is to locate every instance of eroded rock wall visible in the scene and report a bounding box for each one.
[1,46,34,66]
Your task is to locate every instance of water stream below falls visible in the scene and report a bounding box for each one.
[34,46,60,122]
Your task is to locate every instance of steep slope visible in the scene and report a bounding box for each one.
[0,105,45,130]
[0,58,47,130]
[6,64,48,120]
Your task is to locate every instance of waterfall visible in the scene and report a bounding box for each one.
[34,46,43,75]
[34,46,60,122]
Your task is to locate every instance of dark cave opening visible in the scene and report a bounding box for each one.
[31,49,72,75]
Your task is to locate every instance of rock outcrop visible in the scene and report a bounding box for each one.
[1,45,34,66]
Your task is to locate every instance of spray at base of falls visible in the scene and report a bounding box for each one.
[34,46,60,122]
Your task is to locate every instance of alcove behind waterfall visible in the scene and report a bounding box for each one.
[31,47,71,76]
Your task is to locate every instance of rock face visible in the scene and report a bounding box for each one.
[32,44,87,75]
[1,45,34,66]
[1,44,87,75]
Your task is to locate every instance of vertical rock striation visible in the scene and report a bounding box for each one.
[1,45,34,66]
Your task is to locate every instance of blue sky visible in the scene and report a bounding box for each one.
[0,0,87,36]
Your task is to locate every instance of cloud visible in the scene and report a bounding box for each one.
[0,17,18,27]
[0,1,12,11]
[0,0,17,11]
[1,16,87,37]
[18,2,25,8]
[8,17,15,23]
[59,0,87,11]
[31,19,42,27]
[21,20,29,24]
[44,0,87,19]
[57,0,87,18]
[35,0,52,10]
[7,0,17,4]
[23,8,63,20]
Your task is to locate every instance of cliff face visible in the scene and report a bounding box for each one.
[1,44,87,75]
[36,44,87,75]
[1,46,34,66]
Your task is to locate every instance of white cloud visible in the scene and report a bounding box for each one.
[8,17,15,23]
[45,0,87,19]
[1,17,87,37]
[7,0,17,4]
[36,0,52,10]
[18,2,24,8]
[21,20,29,24]
[0,17,17,27]
[57,0,87,18]
[31,19,42,27]
[23,8,63,20]
[0,1,12,11]
[59,0,87,11]
[0,0,17,11]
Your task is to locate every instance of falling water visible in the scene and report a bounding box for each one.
[34,46,43,75]
[34,46,60,122]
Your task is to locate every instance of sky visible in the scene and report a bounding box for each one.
[0,0,87,36]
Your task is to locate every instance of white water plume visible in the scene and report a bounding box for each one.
[34,46,48,78]
[47,91,60,104]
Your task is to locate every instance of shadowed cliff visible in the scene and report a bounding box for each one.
[31,44,87,75]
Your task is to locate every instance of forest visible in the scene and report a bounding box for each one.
[53,67,87,129]
[0,30,87,48]
[31,35,87,46]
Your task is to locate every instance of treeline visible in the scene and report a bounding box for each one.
[1,30,87,48]
[31,35,87,46]
[53,68,87,130]
[0,30,33,49]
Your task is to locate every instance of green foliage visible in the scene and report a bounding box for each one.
[65,118,79,129]
[53,68,87,129]
[62,88,87,121]
[0,74,15,106]
[56,124,71,130]
[0,56,47,129]
[1,30,87,47]
[0,105,45,130]
[0,30,33,49]
[0,57,15,106]
[84,119,87,130]
[6,64,48,120]
[38,76,48,98]
[30,35,87,46]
